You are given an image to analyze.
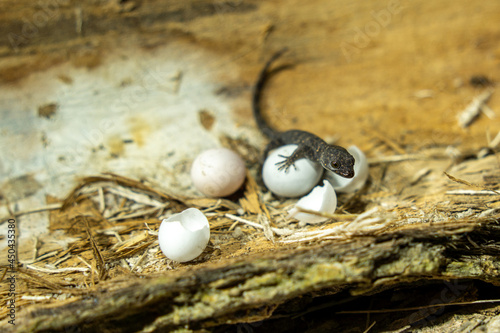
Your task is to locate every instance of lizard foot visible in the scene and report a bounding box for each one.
[276,154,298,173]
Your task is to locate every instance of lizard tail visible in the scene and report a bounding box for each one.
[252,48,288,138]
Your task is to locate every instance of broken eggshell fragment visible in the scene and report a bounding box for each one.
[326,145,369,193]
[262,144,323,198]
[158,208,210,262]
[288,180,337,224]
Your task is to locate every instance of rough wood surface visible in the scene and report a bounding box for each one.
[1,0,500,332]
[6,218,500,332]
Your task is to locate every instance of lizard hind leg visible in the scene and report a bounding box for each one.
[262,139,283,161]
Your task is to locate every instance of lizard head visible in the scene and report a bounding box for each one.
[320,145,356,178]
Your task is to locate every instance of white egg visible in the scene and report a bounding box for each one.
[262,144,323,198]
[288,180,337,223]
[326,145,369,193]
[158,208,210,262]
[191,148,246,197]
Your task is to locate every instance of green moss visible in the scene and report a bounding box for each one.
[302,262,346,285]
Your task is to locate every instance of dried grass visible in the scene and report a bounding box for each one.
[1,142,500,326]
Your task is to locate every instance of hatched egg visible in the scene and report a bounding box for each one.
[288,180,337,223]
[326,145,369,193]
[191,148,246,197]
[262,144,323,198]
[158,208,210,262]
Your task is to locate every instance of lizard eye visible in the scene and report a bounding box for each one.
[331,161,339,169]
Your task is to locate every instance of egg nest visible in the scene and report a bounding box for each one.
[2,138,500,332]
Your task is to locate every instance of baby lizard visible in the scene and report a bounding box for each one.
[252,49,355,178]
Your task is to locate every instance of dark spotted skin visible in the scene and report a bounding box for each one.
[253,49,355,178]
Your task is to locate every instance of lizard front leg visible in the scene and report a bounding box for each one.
[275,144,312,172]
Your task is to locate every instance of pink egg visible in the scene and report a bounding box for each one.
[191,148,246,197]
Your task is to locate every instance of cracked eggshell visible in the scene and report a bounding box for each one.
[158,208,210,262]
[262,144,323,198]
[326,145,369,193]
[288,180,337,223]
[191,148,246,197]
